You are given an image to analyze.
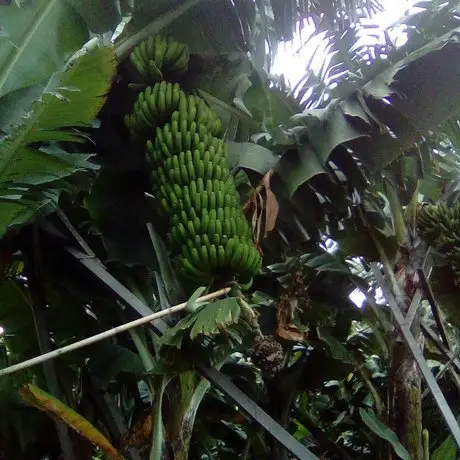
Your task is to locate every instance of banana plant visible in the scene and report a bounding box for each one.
[1,1,460,459]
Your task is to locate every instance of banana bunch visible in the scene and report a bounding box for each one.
[127,36,262,286]
[125,81,186,138]
[146,127,260,283]
[170,95,222,136]
[417,202,460,283]
[130,35,189,82]
[417,203,460,246]
[125,84,222,140]
[147,121,225,166]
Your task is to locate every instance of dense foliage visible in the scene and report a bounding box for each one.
[0,1,460,459]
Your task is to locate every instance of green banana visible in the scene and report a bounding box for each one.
[224,238,235,261]
[230,242,244,269]
[209,192,216,210]
[208,217,216,239]
[238,243,250,272]
[217,245,226,267]
[199,245,210,269]
[181,256,205,278]
[201,209,210,233]
[209,245,217,268]
[190,247,202,268]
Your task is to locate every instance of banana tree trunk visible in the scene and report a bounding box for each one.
[383,249,423,459]
[376,182,423,459]
[167,371,216,460]
[388,339,423,459]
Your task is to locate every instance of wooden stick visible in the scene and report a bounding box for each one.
[0,287,230,378]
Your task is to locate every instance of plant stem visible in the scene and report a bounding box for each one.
[384,178,409,247]
[149,375,169,460]
[129,329,156,372]
[423,429,429,460]
[114,0,204,61]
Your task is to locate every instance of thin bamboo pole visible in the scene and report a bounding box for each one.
[0,287,230,379]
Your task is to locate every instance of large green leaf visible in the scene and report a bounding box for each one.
[167,0,254,54]
[318,329,352,363]
[359,408,411,460]
[432,434,457,460]
[284,104,368,194]
[0,46,116,238]
[25,47,116,134]
[366,30,460,132]
[0,84,45,134]
[0,0,88,99]
[86,343,144,383]
[0,190,61,239]
[227,141,280,173]
[278,26,460,199]
[252,25,460,254]
[67,0,122,34]
[189,297,241,339]
[161,297,241,347]
[244,79,301,136]
[0,146,97,186]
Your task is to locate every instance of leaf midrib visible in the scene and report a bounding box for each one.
[0,0,58,97]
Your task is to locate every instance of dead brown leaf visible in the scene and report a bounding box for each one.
[276,324,305,342]
[274,268,311,343]
[244,170,279,247]
[262,170,279,237]
[120,410,152,451]
[275,292,305,342]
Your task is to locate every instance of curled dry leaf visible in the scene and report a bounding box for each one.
[262,170,279,237]
[19,384,123,460]
[276,324,305,342]
[275,292,305,342]
[251,193,264,247]
[275,268,309,342]
[244,170,279,247]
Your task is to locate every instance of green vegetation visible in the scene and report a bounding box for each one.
[0,1,460,459]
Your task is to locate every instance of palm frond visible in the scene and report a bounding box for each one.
[267,0,384,40]
[275,0,459,110]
